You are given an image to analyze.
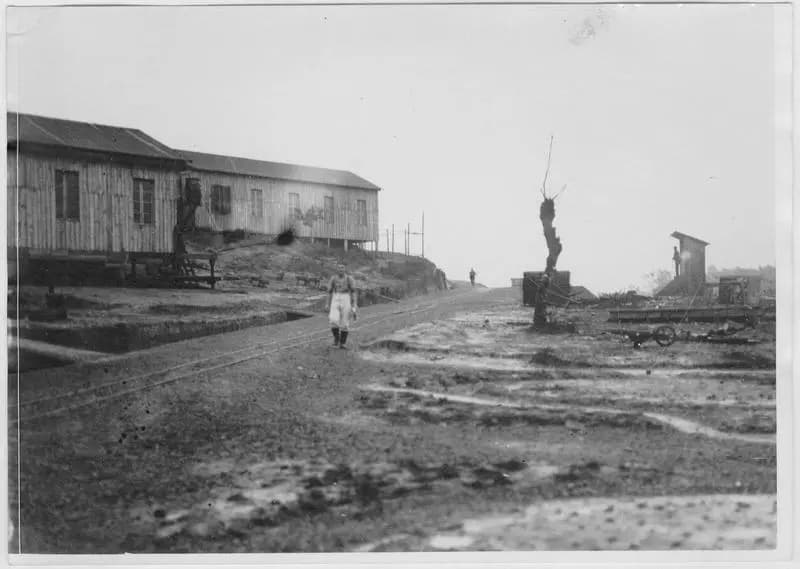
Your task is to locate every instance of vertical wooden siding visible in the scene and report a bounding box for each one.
[191,171,379,242]
[7,152,179,254]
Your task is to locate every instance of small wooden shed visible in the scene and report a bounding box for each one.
[655,231,709,297]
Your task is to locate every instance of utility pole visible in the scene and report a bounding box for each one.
[386,228,390,254]
[391,224,395,254]
[403,217,424,257]
[421,212,425,258]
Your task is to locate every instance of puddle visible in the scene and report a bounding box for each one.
[419,493,776,550]
[363,384,533,410]
[361,349,777,381]
[361,350,537,372]
[362,307,776,373]
[642,413,775,445]
[135,456,552,542]
[360,385,776,445]
[353,533,415,552]
[429,534,475,550]
[498,380,776,409]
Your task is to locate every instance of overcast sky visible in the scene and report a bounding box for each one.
[7,3,783,291]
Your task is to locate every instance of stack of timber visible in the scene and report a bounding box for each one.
[608,305,774,324]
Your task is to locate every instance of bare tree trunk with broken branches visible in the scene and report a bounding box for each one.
[533,136,565,327]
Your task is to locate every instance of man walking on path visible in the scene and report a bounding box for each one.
[326,264,357,349]
[469,268,476,287]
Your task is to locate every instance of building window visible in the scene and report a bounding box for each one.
[184,178,202,206]
[324,196,334,224]
[211,185,232,214]
[251,189,263,218]
[357,199,367,226]
[133,179,155,225]
[55,170,80,221]
[288,192,301,220]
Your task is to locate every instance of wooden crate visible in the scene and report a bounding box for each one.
[522,271,571,307]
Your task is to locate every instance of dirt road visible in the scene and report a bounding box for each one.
[8,287,776,553]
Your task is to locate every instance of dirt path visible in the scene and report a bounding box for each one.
[8,287,776,553]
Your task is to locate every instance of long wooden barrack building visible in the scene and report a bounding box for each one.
[7,112,187,256]
[179,149,380,250]
[7,111,382,284]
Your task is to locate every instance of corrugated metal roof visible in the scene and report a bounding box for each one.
[179,149,380,191]
[7,112,183,161]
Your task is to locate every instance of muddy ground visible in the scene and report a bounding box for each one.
[8,287,776,553]
[8,241,450,372]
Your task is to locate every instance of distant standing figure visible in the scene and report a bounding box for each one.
[672,246,681,278]
[327,264,357,349]
[469,268,476,287]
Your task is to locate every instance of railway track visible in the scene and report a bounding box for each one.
[10,289,476,424]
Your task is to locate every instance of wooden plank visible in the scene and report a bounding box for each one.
[105,170,113,251]
[25,188,33,248]
[90,170,97,250]
[79,162,87,250]
[43,162,50,249]
[33,181,42,248]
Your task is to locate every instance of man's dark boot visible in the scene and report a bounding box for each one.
[339,330,349,349]
[332,327,340,347]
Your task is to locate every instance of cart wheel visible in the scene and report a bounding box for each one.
[654,325,676,347]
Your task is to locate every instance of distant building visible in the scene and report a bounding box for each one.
[570,285,597,302]
[6,111,382,285]
[717,275,763,305]
[179,150,380,251]
[655,231,709,297]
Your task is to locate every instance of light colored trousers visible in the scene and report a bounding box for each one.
[329,292,353,331]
